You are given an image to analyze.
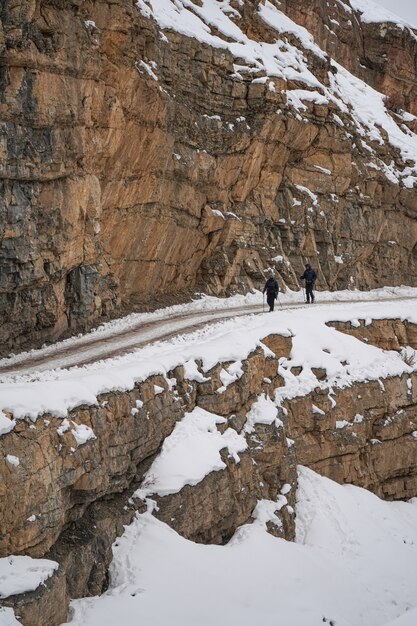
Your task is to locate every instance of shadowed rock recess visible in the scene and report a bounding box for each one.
[1,322,417,623]
[2,0,417,354]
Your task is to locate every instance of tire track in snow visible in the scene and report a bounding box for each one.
[0,295,416,376]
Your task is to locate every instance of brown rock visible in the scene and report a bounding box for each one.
[261,334,293,358]
[328,319,417,351]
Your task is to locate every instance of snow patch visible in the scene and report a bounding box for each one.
[350,0,417,30]
[0,608,21,626]
[71,423,96,447]
[0,556,58,599]
[244,393,283,433]
[0,412,15,436]
[134,407,247,498]
[5,455,19,467]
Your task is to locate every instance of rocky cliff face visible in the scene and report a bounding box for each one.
[2,318,417,623]
[281,0,417,115]
[2,0,417,352]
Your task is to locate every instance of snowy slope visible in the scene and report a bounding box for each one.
[385,607,417,625]
[59,467,417,626]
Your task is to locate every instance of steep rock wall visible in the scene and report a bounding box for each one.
[1,0,417,353]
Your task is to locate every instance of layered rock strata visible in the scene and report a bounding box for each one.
[2,0,417,354]
[1,319,417,624]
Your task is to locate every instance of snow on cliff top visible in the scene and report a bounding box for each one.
[136,0,417,188]
[137,0,324,86]
[350,0,417,29]
[61,467,417,626]
[0,556,58,600]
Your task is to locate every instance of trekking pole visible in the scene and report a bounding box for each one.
[263,292,265,313]
[302,285,306,302]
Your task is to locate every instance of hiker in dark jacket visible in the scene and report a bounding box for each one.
[300,264,317,303]
[263,274,279,312]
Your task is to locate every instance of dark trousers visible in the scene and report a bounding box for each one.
[267,292,276,311]
[306,283,314,303]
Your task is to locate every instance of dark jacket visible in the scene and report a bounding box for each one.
[263,277,279,297]
[301,267,317,285]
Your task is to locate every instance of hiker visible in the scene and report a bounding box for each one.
[263,272,279,312]
[300,263,317,304]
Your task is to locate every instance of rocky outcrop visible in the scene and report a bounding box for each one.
[0,335,292,559]
[2,0,417,354]
[287,374,417,500]
[2,319,417,624]
[328,318,417,350]
[0,371,187,558]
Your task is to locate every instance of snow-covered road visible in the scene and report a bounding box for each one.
[0,303,262,376]
[1,286,417,428]
[1,288,417,377]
